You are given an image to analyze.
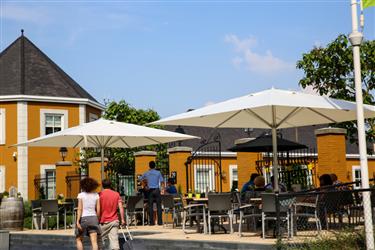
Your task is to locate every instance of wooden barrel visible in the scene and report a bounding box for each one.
[0,197,24,231]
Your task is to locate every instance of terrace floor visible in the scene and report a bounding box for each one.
[10,225,276,250]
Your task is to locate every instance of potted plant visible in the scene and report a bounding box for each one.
[2,191,9,198]
[57,193,65,204]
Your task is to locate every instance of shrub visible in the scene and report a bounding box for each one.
[23,201,32,229]
[275,229,368,250]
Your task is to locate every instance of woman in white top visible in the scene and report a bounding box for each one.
[76,177,101,250]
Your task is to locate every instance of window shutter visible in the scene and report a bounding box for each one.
[0,109,5,144]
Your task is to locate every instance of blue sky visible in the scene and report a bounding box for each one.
[1,0,374,117]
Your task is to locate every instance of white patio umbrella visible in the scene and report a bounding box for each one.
[151,88,375,192]
[15,118,199,180]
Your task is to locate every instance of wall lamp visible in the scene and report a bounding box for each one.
[59,147,68,161]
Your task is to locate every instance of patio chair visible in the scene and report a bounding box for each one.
[126,196,145,226]
[324,191,355,229]
[238,194,262,237]
[181,194,207,234]
[261,193,294,239]
[31,200,42,230]
[161,194,180,228]
[207,193,234,235]
[63,198,77,229]
[41,200,59,230]
[293,194,321,234]
[231,192,241,224]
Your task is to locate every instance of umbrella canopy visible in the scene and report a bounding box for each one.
[228,134,307,152]
[151,88,375,191]
[16,118,198,148]
[15,118,199,180]
[151,88,375,128]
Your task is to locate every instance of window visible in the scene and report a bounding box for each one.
[352,166,361,189]
[45,114,62,135]
[89,113,99,122]
[0,109,5,145]
[40,109,68,136]
[0,166,5,192]
[40,165,56,199]
[194,165,215,193]
[229,165,238,191]
[45,169,56,199]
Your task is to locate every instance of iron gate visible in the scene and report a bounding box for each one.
[255,148,317,190]
[185,133,222,193]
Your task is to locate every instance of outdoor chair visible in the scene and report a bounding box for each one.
[31,200,42,230]
[126,195,145,226]
[323,191,354,229]
[181,194,207,234]
[41,199,59,230]
[261,193,294,239]
[161,194,180,228]
[63,198,77,229]
[293,194,321,234]
[238,194,262,237]
[231,192,241,224]
[207,193,234,235]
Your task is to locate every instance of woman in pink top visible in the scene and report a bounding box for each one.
[76,177,101,250]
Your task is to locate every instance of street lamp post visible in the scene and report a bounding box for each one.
[349,1,374,249]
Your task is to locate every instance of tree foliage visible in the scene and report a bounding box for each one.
[102,100,168,175]
[297,34,375,144]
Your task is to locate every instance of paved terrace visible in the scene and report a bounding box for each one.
[10,226,275,250]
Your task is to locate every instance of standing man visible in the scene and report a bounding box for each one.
[140,161,164,226]
[99,179,126,250]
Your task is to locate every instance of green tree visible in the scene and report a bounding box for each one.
[297,34,375,144]
[102,100,168,175]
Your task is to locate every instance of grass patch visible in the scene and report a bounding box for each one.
[275,230,367,250]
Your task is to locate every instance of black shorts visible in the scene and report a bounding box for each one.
[75,216,101,237]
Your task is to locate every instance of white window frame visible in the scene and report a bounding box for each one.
[229,165,238,190]
[40,109,68,136]
[89,113,99,122]
[194,164,215,193]
[352,165,362,189]
[40,165,56,199]
[0,166,5,192]
[0,109,5,145]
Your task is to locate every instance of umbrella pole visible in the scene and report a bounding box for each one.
[101,147,104,181]
[350,1,374,249]
[272,126,279,193]
[271,106,280,193]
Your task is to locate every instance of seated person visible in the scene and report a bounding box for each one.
[242,176,265,202]
[330,173,349,190]
[253,176,266,191]
[265,175,287,192]
[165,178,178,195]
[240,173,260,193]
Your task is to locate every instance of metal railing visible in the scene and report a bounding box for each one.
[185,133,222,193]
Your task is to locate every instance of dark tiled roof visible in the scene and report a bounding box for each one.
[0,33,97,102]
[165,125,363,155]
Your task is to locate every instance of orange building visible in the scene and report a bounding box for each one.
[0,32,103,200]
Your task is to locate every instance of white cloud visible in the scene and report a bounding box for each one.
[1,4,50,24]
[225,34,294,74]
